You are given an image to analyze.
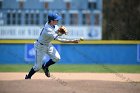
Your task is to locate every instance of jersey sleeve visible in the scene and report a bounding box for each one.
[55,37,75,42]
[46,28,58,40]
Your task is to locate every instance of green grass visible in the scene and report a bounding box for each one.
[0,64,33,72]
[0,64,140,73]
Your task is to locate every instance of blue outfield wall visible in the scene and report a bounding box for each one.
[0,44,140,64]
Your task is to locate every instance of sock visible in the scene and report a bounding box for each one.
[27,68,36,78]
[43,59,55,68]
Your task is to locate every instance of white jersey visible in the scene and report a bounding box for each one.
[37,23,71,45]
[37,23,59,45]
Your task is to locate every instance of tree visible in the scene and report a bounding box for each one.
[103,0,140,40]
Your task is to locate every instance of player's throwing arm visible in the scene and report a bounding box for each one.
[56,26,84,43]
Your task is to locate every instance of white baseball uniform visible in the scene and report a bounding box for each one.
[33,23,69,71]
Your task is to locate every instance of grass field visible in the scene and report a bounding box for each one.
[0,64,140,73]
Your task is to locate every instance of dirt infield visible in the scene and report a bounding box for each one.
[0,73,140,93]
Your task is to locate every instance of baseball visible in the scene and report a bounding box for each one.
[80,37,84,41]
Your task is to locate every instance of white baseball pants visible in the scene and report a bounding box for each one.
[33,41,60,71]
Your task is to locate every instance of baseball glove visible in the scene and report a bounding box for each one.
[57,26,67,35]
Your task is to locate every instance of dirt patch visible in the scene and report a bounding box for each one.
[0,80,140,93]
[0,72,140,82]
[0,73,140,93]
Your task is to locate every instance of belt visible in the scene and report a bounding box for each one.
[37,40,44,45]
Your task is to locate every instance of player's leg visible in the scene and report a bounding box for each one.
[25,50,38,79]
[25,43,45,79]
[25,50,45,79]
[42,45,60,77]
[42,59,55,77]
[25,68,35,79]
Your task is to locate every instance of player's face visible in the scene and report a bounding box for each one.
[52,20,58,25]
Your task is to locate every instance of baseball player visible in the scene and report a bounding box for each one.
[25,12,79,79]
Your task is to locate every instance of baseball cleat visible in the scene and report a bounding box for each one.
[42,66,50,77]
[45,69,50,77]
[25,75,31,79]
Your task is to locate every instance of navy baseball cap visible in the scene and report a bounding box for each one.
[48,12,62,21]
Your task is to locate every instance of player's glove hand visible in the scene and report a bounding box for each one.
[57,26,67,36]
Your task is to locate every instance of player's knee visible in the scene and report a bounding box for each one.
[52,56,61,62]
